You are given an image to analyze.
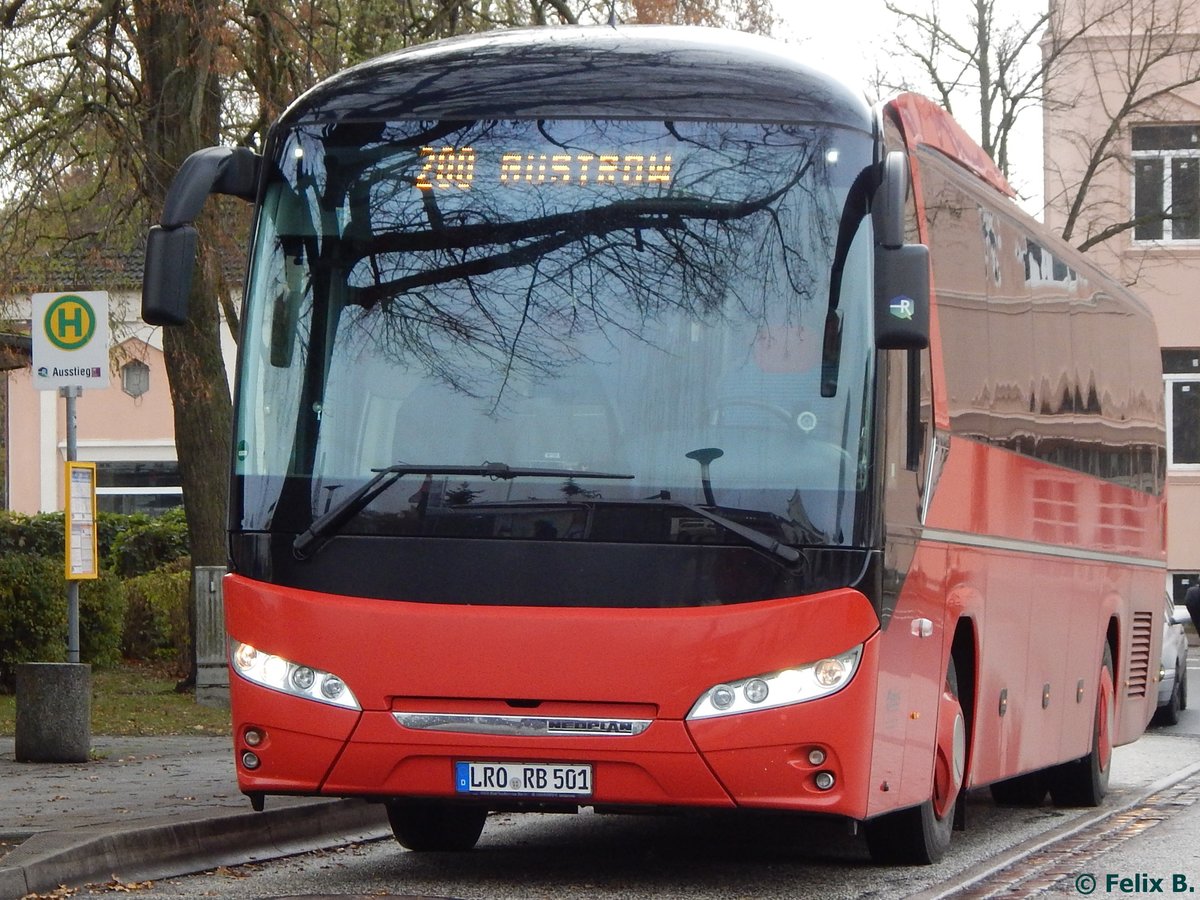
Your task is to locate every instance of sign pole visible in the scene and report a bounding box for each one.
[17,291,108,763]
[62,385,81,664]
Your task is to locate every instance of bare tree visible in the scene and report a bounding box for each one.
[880,0,1110,181]
[1042,0,1200,250]
[0,0,778,679]
[626,0,776,32]
[883,0,1200,262]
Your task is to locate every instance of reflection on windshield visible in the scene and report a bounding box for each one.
[235,119,876,547]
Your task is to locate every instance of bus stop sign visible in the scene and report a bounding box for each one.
[31,291,111,390]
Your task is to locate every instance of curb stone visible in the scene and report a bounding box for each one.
[0,798,390,899]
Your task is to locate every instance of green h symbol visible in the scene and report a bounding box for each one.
[56,304,84,338]
[45,295,95,350]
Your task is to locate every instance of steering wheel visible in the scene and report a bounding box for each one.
[710,398,813,431]
[708,400,855,469]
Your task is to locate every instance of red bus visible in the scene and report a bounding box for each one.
[143,27,1166,864]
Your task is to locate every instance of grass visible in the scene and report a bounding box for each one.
[0,662,232,737]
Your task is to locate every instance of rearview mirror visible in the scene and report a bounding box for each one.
[142,226,198,326]
[142,146,260,326]
[875,243,929,350]
[873,151,929,349]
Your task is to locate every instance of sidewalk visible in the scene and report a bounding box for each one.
[0,735,389,899]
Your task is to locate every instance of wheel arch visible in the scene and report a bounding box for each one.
[1105,614,1120,713]
[1106,615,1120,675]
[948,616,978,782]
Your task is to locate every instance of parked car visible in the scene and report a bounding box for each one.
[1155,593,1189,726]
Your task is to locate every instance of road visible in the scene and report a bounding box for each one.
[72,663,1200,899]
[922,662,1200,900]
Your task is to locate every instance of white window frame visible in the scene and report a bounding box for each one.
[1165,373,1200,469]
[1132,126,1200,244]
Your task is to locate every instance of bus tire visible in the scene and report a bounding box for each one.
[864,797,953,865]
[865,657,964,865]
[385,800,488,852]
[1049,643,1114,808]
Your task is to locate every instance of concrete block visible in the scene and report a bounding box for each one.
[15,663,91,763]
[194,566,230,709]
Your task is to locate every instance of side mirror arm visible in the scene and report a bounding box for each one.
[142,146,260,326]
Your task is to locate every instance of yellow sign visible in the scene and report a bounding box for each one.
[64,462,99,580]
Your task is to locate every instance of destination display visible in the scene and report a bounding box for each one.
[417,145,674,191]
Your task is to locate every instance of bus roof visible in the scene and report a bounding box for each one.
[277,26,876,133]
[885,93,1016,198]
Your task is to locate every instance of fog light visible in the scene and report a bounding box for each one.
[291,666,316,691]
[744,679,769,704]
[244,728,265,747]
[241,751,261,770]
[807,748,827,766]
[813,657,847,687]
[233,643,259,672]
[814,770,835,791]
[711,685,736,710]
[321,674,346,701]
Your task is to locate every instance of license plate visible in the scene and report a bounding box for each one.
[455,761,593,797]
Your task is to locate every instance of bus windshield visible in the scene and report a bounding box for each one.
[235,118,876,548]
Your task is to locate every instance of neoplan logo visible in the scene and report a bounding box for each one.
[44,294,97,351]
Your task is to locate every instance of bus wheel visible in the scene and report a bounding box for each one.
[865,658,964,865]
[1049,643,1114,808]
[384,800,487,852]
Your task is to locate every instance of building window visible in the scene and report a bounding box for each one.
[1133,124,1200,242]
[95,460,182,516]
[1173,573,1199,606]
[1164,350,1200,467]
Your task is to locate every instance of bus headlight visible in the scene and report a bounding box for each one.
[687,645,862,720]
[230,640,361,710]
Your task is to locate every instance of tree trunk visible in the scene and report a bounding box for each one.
[135,0,231,686]
[161,254,232,572]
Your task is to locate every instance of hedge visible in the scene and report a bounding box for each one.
[0,510,192,690]
[0,554,65,689]
[109,507,190,577]
[0,507,189,575]
[0,555,127,690]
[122,558,191,670]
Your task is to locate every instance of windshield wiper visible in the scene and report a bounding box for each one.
[292,462,634,559]
[644,499,802,566]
